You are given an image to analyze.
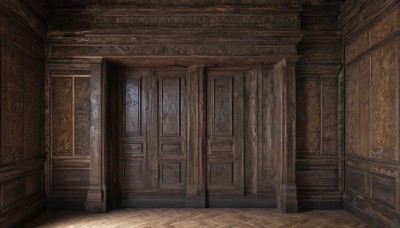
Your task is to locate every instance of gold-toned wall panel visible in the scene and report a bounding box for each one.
[296,77,321,154]
[51,77,73,156]
[370,41,397,161]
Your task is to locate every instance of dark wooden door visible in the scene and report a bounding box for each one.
[116,67,248,206]
[117,69,187,198]
[206,71,245,197]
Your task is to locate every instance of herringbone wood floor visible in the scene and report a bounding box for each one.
[25,208,368,228]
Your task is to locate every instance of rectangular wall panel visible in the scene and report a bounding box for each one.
[322,77,338,156]
[74,77,90,156]
[160,78,181,137]
[51,77,73,156]
[370,41,397,160]
[347,167,366,195]
[370,174,396,209]
[296,77,321,155]
[345,62,359,156]
[1,43,25,161]
[124,78,142,136]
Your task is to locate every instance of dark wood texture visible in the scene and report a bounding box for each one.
[45,64,92,210]
[295,2,343,209]
[0,0,47,227]
[341,0,400,226]
[43,0,303,212]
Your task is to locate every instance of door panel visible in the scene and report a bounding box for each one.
[116,67,254,205]
[207,71,245,196]
[157,71,187,190]
[118,69,187,196]
[118,70,148,192]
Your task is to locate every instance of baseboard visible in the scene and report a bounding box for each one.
[0,197,46,228]
[344,193,400,227]
[47,198,87,210]
[298,199,343,210]
[120,197,186,208]
[119,196,276,208]
[208,197,276,208]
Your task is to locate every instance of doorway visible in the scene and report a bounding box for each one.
[111,66,252,207]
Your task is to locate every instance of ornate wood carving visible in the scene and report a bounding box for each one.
[74,77,91,156]
[296,77,321,155]
[207,71,244,196]
[50,45,297,58]
[321,77,338,156]
[51,77,73,156]
[370,41,397,161]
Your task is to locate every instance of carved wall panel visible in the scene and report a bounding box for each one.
[295,3,342,208]
[343,2,400,226]
[321,77,338,156]
[46,0,302,212]
[51,77,73,156]
[207,71,244,196]
[358,55,370,158]
[370,41,397,161]
[296,77,321,155]
[46,67,91,207]
[74,77,91,156]
[117,69,188,195]
[345,62,359,156]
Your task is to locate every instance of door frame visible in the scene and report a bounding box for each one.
[84,56,298,212]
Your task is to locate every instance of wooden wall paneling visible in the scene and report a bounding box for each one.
[46,0,304,212]
[370,40,397,161]
[206,70,244,197]
[157,70,187,191]
[118,70,148,193]
[296,77,321,156]
[244,66,259,195]
[338,68,344,193]
[295,3,342,209]
[86,59,107,212]
[273,59,298,213]
[260,68,278,190]
[46,64,92,209]
[186,65,206,207]
[342,1,400,226]
[1,41,25,162]
[0,7,46,224]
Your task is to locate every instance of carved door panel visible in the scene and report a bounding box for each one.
[118,70,149,193]
[206,71,245,196]
[118,69,187,196]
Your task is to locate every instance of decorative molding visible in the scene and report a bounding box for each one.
[49,45,297,58]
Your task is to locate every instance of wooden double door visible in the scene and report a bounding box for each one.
[115,67,253,206]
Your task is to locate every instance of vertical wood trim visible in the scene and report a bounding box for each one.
[186,65,206,207]
[86,58,105,212]
[338,68,345,193]
[256,65,262,193]
[44,64,50,196]
[147,70,158,189]
[274,59,298,213]
[245,67,258,194]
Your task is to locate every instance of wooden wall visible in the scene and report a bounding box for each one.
[44,0,347,211]
[341,0,400,226]
[0,0,48,227]
[45,63,91,209]
[45,0,303,211]
[295,1,343,209]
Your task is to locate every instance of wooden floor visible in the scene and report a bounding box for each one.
[24,208,367,228]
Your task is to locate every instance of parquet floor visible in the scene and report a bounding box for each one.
[25,208,368,228]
